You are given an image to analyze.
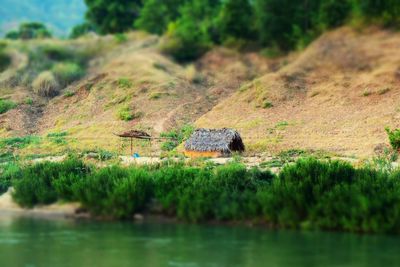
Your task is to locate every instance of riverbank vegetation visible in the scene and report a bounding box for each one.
[2,156,400,234]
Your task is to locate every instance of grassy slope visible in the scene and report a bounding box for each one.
[0,32,269,156]
[2,26,399,158]
[196,27,400,157]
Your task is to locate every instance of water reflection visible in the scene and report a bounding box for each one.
[0,215,399,267]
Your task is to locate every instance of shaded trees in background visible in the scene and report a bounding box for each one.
[358,0,400,27]
[84,0,142,34]
[69,22,96,39]
[135,0,187,35]
[77,0,400,61]
[5,22,52,40]
[218,0,256,43]
[161,0,220,62]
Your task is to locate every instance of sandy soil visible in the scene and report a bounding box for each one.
[0,188,80,218]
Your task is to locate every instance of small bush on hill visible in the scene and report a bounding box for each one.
[0,51,11,72]
[117,78,132,89]
[160,124,195,151]
[386,127,400,150]
[118,106,134,121]
[52,63,85,87]
[64,91,75,97]
[32,71,60,97]
[0,99,16,114]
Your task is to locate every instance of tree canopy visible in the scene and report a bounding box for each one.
[77,0,400,60]
[5,22,52,40]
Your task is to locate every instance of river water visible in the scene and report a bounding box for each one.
[0,214,399,267]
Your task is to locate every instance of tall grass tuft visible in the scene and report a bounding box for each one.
[52,62,85,87]
[32,71,59,97]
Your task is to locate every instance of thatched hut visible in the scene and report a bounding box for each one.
[184,128,245,158]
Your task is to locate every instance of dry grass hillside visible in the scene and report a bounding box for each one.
[2,27,399,158]
[0,32,271,156]
[196,27,400,157]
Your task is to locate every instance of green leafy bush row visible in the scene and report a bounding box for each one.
[6,157,400,233]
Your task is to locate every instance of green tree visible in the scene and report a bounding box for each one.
[161,0,221,61]
[358,0,400,26]
[69,22,96,38]
[218,0,255,41]
[255,0,323,50]
[135,0,186,35]
[84,0,142,34]
[319,0,352,28]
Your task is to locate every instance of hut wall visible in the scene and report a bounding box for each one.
[184,150,222,158]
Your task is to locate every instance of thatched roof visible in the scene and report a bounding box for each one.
[115,130,151,139]
[185,128,245,154]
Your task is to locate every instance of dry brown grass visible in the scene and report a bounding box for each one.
[8,27,399,158]
[196,27,400,157]
[4,32,269,156]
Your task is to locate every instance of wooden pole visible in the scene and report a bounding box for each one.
[130,137,133,156]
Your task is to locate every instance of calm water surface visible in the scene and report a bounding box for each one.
[0,214,399,267]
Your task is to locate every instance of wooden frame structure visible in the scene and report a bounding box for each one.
[114,130,176,155]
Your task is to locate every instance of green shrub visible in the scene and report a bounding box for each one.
[0,51,11,72]
[386,127,400,150]
[177,163,274,222]
[0,163,22,194]
[74,166,129,215]
[114,33,128,43]
[0,136,40,149]
[32,71,60,97]
[64,91,75,97]
[160,124,194,151]
[47,132,68,145]
[117,77,133,89]
[25,98,33,105]
[117,106,134,121]
[108,168,154,218]
[9,156,400,233]
[0,99,16,114]
[52,63,85,87]
[153,165,201,215]
[12,158,89,207]
[262,101,273,109]
[42,45,73,62]
[262,158,355,227]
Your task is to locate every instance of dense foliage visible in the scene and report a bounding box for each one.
[78,0,400,61]
[160,124,195,151]
[386,127,400,151]
[5,22,52,40]
[84,0,142,34]
[69,23,96,39]
[3,157,400,233]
